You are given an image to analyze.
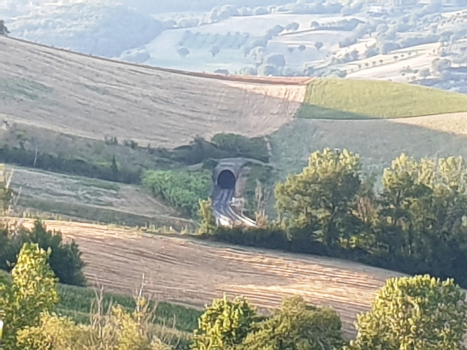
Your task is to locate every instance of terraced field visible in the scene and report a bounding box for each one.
[17,219,404,338]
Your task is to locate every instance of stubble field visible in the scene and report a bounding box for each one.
[17,219,404,338]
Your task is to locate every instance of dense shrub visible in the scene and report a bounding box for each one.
[0,220,86,286]
[212,226,289,250]
[211,133,269,163]
[0,146,141,184]
[142,170,211,217]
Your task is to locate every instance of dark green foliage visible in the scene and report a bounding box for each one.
[0,220,86,286]
[191,294,258,350]
[213,226,289,250]
[244,164,273,214]
[197,199,216,235]
[55,283,201,333]
[211,134,269,163]
[168,135,269,165]
[239,296,343,350]
[275,148,364,247]
[142,170,211,217]
[346,275,467,350]
[0,146,141,184]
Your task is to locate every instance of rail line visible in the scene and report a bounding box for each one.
[212,188,256,227]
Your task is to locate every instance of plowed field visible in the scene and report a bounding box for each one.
[16,219,404,338]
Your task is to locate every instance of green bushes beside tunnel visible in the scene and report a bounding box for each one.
[142,169,211,217]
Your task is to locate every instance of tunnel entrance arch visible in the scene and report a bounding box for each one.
[217,170,236,190]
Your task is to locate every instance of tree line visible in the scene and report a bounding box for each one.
[201,148,467,289]
[1,242,466,349]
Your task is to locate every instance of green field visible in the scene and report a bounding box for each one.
[298,79,467,119]
[0,270,200,347]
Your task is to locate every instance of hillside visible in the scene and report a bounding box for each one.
[18,219,404,338]
[8,166,194,229]
[271,113,467,179]
[0,36,306,149]
[299,78,467,119]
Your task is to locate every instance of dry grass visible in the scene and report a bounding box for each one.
[16,219,404,338]
[270,114,467,180]
[0,37,306,149]
[8,166,193,229]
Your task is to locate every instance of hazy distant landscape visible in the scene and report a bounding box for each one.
[2,0,467,93]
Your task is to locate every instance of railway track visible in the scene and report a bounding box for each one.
[212,189,256,227]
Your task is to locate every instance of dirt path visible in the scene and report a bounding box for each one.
[17,219,404,338]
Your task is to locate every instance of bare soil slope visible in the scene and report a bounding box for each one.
[17,219,404,338]
[0,37,306,148]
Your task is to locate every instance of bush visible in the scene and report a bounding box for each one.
[213,226,289,250]
[346,275,467,350]
[142,169,211,217]
[1,220,86,286]
[211,133,269,163]
[0,243,59,350]
[339,36,357,48]
[0,146,141,184]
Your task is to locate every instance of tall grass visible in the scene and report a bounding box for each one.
[0,270,200,348]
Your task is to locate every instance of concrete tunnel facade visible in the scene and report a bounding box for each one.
[211,159,251,200]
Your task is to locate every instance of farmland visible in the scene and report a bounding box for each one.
[298,78,467,119]
[15,219,404,338]
[0,36,305,149]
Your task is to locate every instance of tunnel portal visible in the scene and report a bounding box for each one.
[217,170,236,190]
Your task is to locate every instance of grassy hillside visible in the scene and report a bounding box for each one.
[0,269,200,347]
[298,79,467,119]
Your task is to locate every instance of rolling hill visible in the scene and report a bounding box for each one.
[0,36,306,149]
[298,78,467,120]
[4,34,467,346]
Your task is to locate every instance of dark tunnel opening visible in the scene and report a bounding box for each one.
[217,170,236,190]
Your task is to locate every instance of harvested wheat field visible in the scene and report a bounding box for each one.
[0,37,306,148]
[15,219,404,338]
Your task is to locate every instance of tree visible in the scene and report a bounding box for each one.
[0,243,59,350]
[2,220,87,286]
[419,68,430,78]
[375,154,467,282]
[346,275,467,350]
[210,45,220,57]
[265,54,286,70]
[239,296,343,350]
[286,22,300,32]
[191,294,258,350]
[25,220,86,286]
[197,198,216,235]
[315,42,323,51]
[177,47,190,57]
[275,148,363,247]
[432,58,451,75]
